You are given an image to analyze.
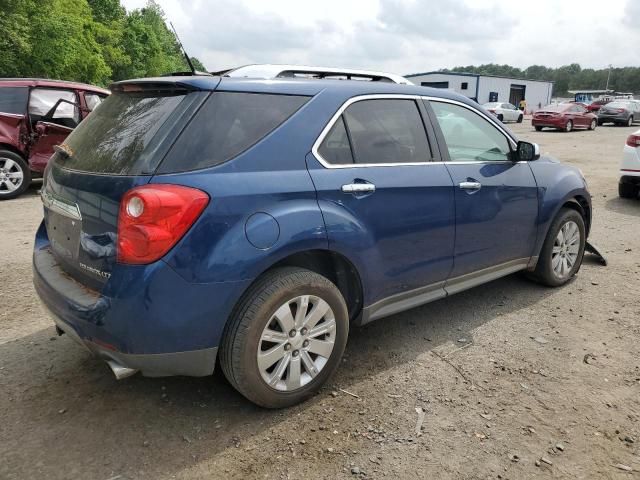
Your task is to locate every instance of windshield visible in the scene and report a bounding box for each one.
[53,90,207,175]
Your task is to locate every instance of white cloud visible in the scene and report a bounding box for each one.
[121,0,640,75]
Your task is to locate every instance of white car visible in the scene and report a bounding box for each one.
[619,128,640,198]
[482,102,524,123]
[222,64,413,85]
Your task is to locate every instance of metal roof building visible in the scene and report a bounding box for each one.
[406,71,554,112]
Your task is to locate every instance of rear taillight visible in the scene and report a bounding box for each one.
[488,109,495,113]
[117,184,209,264]
[626,134,640,148]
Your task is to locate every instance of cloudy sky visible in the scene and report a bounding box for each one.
[122,0,640,75]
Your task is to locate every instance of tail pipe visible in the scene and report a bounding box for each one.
[106,360,138,380]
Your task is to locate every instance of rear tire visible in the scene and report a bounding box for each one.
[564,120,573,132]
[219,267,349,408]
[497,114,504,122]
[534,126,543,131]
[0,150,31,200]
[528,208,585,287]
[619,182,638,199]
[517,115,523,123]
[628,116,634,127]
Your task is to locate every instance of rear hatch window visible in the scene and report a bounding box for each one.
[55,88,208,175]
[157,92,309,173]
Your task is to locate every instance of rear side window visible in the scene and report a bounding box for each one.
[57,91,206,175]
[343,99,431,165]
[0,87,28,115]
[159,92,309,173]
[318,116,353,165]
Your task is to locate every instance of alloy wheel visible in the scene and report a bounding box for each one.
[257,295,336,391]
[0,157,24,195]
[565,120,573,132]
[551,220,580,279]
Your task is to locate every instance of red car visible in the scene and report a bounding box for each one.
[532,103,598,132]
[0,78,109,199]
[586,99,611,112]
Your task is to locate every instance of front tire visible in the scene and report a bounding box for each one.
[564,120,573,132]
[497,114,504,122]
[220,267,349,408]
[0,150,31,200]
[529,208,586,287]
[534,126,543,131]
[589,119,597,130]
[517,114,523,123]
[628,116,634,127]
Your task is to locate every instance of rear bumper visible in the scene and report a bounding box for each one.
[47,304,217,377]
[532,118,564,128]
[598,114,629,123]
[33,221,251,377]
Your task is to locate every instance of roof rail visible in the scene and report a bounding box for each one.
[222,64,413,85]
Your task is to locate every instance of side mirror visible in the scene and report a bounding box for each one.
[515,141,540,162]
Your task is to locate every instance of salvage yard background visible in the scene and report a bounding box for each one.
[1,121,639,479]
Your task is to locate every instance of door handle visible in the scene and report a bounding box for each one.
[341,183,376,194]
[459,181,481,191]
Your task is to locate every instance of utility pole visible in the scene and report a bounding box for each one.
[605,64,612,91]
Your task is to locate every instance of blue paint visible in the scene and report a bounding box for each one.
[33,76,591,365]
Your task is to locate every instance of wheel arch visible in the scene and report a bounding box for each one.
[240,249,364,324]
[0,143,27,160]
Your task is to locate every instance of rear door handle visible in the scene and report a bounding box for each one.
[341,183,376,194]
[459,181,481,190]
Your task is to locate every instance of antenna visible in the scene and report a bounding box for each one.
[170,21,196,74]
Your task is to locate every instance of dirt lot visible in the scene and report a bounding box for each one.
[1,120,639,480]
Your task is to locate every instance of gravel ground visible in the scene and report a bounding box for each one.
[1,120,639,480]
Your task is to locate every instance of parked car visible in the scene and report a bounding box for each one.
[586,99,611,112]
[482,102,524,123]
[0,78,109,199]
[33,75,592,408]
[598,100,640,127]
[619,128,640,198]
[532,103,598,132]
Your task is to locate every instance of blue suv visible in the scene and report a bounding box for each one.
[33,75,591,407]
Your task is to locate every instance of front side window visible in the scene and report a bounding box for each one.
[431,101,512,162]
[29,88,79,125]
[85,93,105,112]
[342,99,431,164]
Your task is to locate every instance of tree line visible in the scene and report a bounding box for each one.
[440,64,640,97]
[0,0,205,86]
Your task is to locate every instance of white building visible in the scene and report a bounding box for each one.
[405,71,554,112]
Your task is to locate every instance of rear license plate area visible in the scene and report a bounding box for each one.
[46,210,82,262]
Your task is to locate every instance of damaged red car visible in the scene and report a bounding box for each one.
[0,78,109,199]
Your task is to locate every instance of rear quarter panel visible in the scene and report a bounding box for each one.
[155,91,346,284]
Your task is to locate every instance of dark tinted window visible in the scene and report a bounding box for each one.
[57,91,205,174]
[318,116,353,164]
[159,92,309,173]
[343,99,431,164]
[0,87,28,115]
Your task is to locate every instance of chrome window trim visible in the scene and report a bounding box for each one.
[311,94,518,169]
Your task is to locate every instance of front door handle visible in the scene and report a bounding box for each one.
[459,181,482,191]
[341,183,376,194]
